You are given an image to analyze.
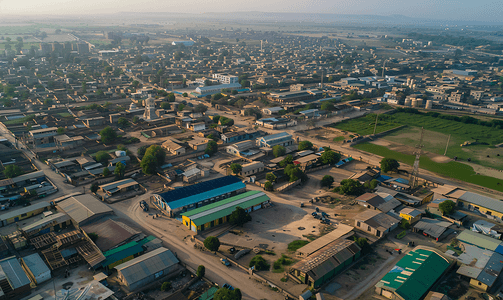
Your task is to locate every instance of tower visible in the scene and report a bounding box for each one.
[409,127,425,189]
[143,97,158,120]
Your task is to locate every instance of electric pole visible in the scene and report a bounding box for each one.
[444,134,451,156]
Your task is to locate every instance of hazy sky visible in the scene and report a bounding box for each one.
[0,0,501,22]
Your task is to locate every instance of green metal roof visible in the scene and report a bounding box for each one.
[181,191,269,226]
[456,230,501,251]
[199,286,218,300]
[376,249,450,300]
[101,241,144,267]
[137,235,157,246]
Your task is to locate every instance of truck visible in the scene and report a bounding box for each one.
[139,200,149,212]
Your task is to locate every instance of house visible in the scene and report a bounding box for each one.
[375,247,451,300]
[115,247,179,292]
[457,250,503,292]
[240,161,264,176]
[355,193,401,214]
[187,122,205,132]
[28,127,57,146]
[354,210,400,238]
[398,207,422,224]
[412,218,454,241]
[299,109,320,118]
[162,139,186,156]
[53,135,85,149]
[456,230,503,255]
[226,140,258,157]
[256,132,293,148]
[187,138,208,152]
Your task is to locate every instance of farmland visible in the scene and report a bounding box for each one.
[354,142,503,193]
[336,111,503,168]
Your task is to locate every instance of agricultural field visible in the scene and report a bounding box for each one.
[354,142,503,193]
[338,112,503,168]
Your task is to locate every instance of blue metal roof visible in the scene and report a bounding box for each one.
[260,132,291,142]
[158,176,245,210]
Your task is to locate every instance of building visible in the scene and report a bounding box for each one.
[290,238,361,288]
[187,122,205,132]
[152,176,246,217]
[57,194,114,227]
[295,224,354,257]
[399,207,422,224]
[412,218,454,241]
[100,240,145,270]
[162,139,186,156]
[181,191,270,233]
[225,140,259,157]
[20,253,51,285]
[115,247,179,292]
[299,109,320,118]
[28,127,57,146]
[195,83,242,95]
[0,171,47,194]
[0,256,32,299]
[187,139,208,152]
[143,97,158,120]
[77,43,89,54]
[375,247,451,300]
[457,251,503,292]
[83,117,106,128]
[21,212,72,238]
[221,130,260,144]
[240,162,264,177]
[262,107,284,115]
[171,41,194,46]
[354,210,400,238]
[212,73,239,84]
[99,179,140,196]
[0,201,51,227]
[82,219,140,252]
[255,117,297,129]
[457,192,503,220]
[256,132,293,148]
[456,230,503,255]
[54,135,85,149]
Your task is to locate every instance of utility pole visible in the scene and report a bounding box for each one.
[373,114,379,135]
[444,134,451,156]
[409,127,425,189]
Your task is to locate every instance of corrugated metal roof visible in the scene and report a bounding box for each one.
[115,247,179,285]
[101,241,144,268]
[0,201,51,222]
[458,192,503,214]
[457,230,502,251]
[0,256,31,289]
[22,212,70,233]
[21,253,50,279]
[376,248,450,300]
[82,219,139,251]
[0,171,45,187]
[296,224,354,256]
[99,179,137,192]
[157,176,245,210]
[181,191,269,226]
[57,194,113,224]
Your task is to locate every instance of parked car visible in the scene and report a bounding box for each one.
[220,258,231,267]
[222,283,234,290]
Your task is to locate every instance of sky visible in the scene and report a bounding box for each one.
[0,0,501,23]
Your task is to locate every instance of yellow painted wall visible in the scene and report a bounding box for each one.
[460,200,503,219]
[109,255,135,269]
[6,207,47,225]
[470,278,489,291]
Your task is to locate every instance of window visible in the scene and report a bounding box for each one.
[357,221,361,227]
[21,213,27,217]
[376,230,381,237]
[487,211,492,216]
[367,226,371,232]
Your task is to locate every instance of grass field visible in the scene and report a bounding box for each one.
[354,142,503,193]
[339,113,503,168]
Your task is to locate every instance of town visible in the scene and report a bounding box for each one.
[0,10,503,300]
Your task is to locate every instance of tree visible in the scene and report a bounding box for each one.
[321,175,334,187]
[99,126,117,144]
[182,92,188,97]
[264,181,274,191]
[95,151,110,164]
[284,164,305,182]
[335,179,365,196]
[219,116,234,126]
[229,207,252,227]
[167,93,176,102]
[353,237,372,254]
[81,81,87,93]
[320,150,341,165]
[364,179,379,190]
[205,140,218,155]
[144,145,165,165]
[194,103,207,113]
[90,183,99,193]
[137,145,148,158]
[279,154,293,167]
[214,288,242,300]
[439,200,456,215]
[132,116,139,123]
[207,134,218,141]
[249,255,269,271]
[140,155,157,175]
[160,282,171,291]
[178,103,185,111]
[3,165,23,178]
[203,236,220,252]
[114,162,125,179]
[103,168,111,177]
[400,219,411,230]
[161,102,170,109]
[117,117,129,128]
[272,145,286,158]
[44,98,53,106]
[196,265,205,278]
[298,141,313,151]
[380,158,400,173]
[40,31,47,40]
[57,127,65,135]
[230,163,242,175]
[265,173,276,183]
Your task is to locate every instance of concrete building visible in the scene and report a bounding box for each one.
[28,127,58,146]
[161,139,186,156]
[240,161,264,176]
[354,210,400,238]
[225,140,258,157]
[115,247,179,292]
[57,194,114,227]
[399,207,422,224]
[181,191,270,233]
[457,250,503,292]
[221,130,260,144]
[143,97,158,120]
[20,253,51,285]
[0,201,51,227]
[212,73,239,84]
[152,176,246,217]
[195,83,241,95]
[256,132,293,148]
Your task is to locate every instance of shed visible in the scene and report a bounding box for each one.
[0,201,51,227]
[115,247,179,292]
[20,253,51,285]
[82,219,140,251]
[57,194,113,226]
[296,224,354,257]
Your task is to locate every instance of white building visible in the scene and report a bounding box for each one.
[172,41,194,47]
[212,73,239,84]
[195,83,242,95]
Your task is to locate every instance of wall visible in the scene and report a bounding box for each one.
[459,200,503,219]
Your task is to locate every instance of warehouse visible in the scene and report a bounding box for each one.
[295,224,354,257]
[57,194,113,227]
[21,212,72,238]
[375,247,451,300]
[81,219,140,251]
[99,178,140,196]
[256,132,293,148]
[181,191,270,233]
[20,253,51,285]
[100,240,145,270]
[0,201,51,227]
[290,238,361,288]
[115,247,179,292]
[152,176,246,217]
[0,256,32,299]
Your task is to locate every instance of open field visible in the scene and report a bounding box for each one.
[339,112,503,168]
[354,142,503,192]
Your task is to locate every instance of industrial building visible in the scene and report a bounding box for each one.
[354,210,400,238]
[290,238,361,288]
[100,240,145,270]
[115,247,179,292]
[20,253,51,285]
[99,178,140,196]
[57,194,114,227]
[457,250,503,292]
[0,201,51,227]
[256,132,293,148]
[0,256,32,299]
[375,247,451,300]
[21,212,72,238]
[195,83,242,95]
[181,191,270,233]
[152,176,246,217]
[81,219,140,252]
